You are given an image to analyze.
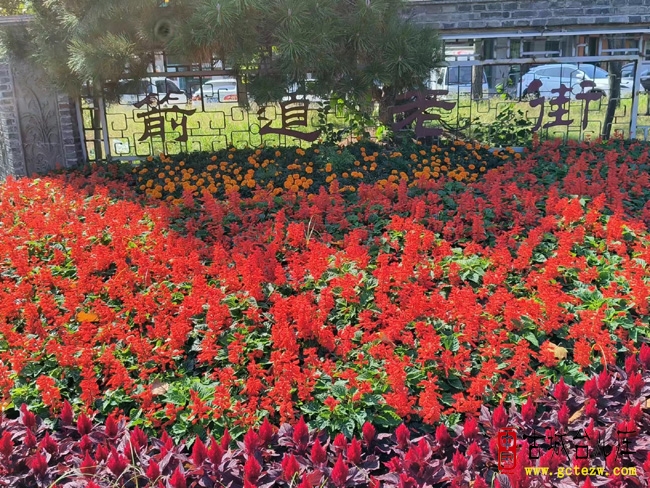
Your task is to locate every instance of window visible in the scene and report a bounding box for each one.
[447,66,473,85]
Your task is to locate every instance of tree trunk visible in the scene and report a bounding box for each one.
[472,40,484,101]
[601,37,623,140]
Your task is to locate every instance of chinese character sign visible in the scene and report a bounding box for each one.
[257,94,320,143]
[389,90,456,138]
[134,92,196,143]
[524,80,604,132]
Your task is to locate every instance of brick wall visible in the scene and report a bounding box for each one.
[408,0,650,34]
[0,60,27,179]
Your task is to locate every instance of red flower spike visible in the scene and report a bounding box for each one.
[105,414,118,438]
[161,430,174,451]
[130,426,148,451]
[395,423,410,449]
[282,453,300,481]
[640,343,650,370]
[0,432,14,458]
[77,413,92,436]
[244,428,261,454]
[606,447,619,472]
[473,476,489,488]
[582,478,594,488]
[558,403,570,427]
[20,404,36,431]
[79,434,93,453]
[95,444,109,463]
[311,438,328,465]
[452,450,468,473]
[221,428,231,450]
[80,451,96,476]
[208,438,224,467]
[244,455,262,483]
[521,398,536,423]
[597,370,612,392]
[107,447,129,477]
[492,404,509,429]
[467,441,482,459]
[39,432,58,455]
[625,355,639,376]
[370,476,381,488]
[258,417,274,445]
[347,437,362,465]
[553,378,569,403]
[362,422,376,446]
[299,475,312,488]
[146,460,161,480]
[331,454,349,488]
[29,451,48,478]
[398,473,417,488]
[584,378,599,399]
[293,416,310,451]
[24,429,37,449]
[435,424,452,447]
[333,433,348,452]
[628,372,644,397]
[60,400,73,425]
[463,416,479,439]
[585,399,599,418]
[169,466,187,488]
[191,436,208,466]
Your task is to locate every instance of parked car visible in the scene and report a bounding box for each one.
[621,62,650,94]
[191,77,238,104]
[118,77,188,106]
[429,65,489,98]
[517,64,592,100]
[573,63,612,94]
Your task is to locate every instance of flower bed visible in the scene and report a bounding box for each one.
[2,361,649,488]
[2,139,650,486]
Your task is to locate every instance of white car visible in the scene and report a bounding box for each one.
[429,65,489,98]
[118,77,188,106]
[517,64,593,100]
[191,78,238,104]
[621,62,650,94]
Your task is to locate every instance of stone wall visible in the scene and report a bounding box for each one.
[407,0,650,34]
[0,55,84,180]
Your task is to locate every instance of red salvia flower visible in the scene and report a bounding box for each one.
[221,428,231,450]
[597,370,612,392]
[244,428,261,454]
[333,433,348,453]
[130,426,148,452]
[331,454,349,488]
[24,429,37,449]
[282,453,300,481]
[95,444,109,463]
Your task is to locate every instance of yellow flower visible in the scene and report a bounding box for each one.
[325,163,332,172]
[179,161,185,167]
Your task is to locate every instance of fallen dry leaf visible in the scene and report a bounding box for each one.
[545,341,568,361]
[569,406,584,424]
[151,381,170,396]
